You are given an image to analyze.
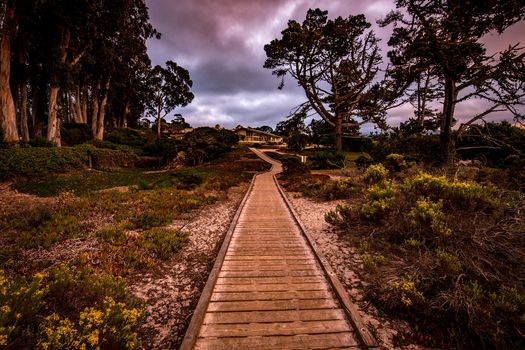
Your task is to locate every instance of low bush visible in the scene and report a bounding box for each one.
[308,150,346,169]
[61,123,92,146]
[183,127,239,165]
[140,228,187,260]
[281,156,309,177]
[355,152,374,169]
[90,148,137,170]
[405,172,498,210]
[362,163,389,185]
[300,177,356,200]
[409,198,452,238]
[384,153,409,173]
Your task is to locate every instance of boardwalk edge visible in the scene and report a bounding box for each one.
[179,172,258,350]
[273,175,379,349]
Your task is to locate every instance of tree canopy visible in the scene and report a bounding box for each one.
[0,0,194,146]
[381,0,525,165]
[264,8,385,150]
[146,61,194,138]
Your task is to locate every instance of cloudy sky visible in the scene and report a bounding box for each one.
[145,0,524,131]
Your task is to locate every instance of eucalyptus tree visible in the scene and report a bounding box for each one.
[146,61,194,138]
[35,0,93,145]
[107,0,157,129]
[381,0,525,166]
[0,0,18,143]
[264,8,384,150]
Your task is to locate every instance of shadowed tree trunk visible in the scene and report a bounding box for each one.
[81,86,88,123]
[18,81,29,141]
[0,1,18,143]
[440,75,458,167]
[91,81,100,139]
[95,78,110,140]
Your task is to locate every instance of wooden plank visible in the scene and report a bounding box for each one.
[218,270,320,278]
[210,290,332,302]
[207,298,337,312]
[221,265,317,271]
[200,320,350,337]
[214,282,328,292]
[224,255,312,260]
[194,332,359,350]
[216,276,325,285]
[203,309,347,324]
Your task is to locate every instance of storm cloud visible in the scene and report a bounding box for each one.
[145,0,524,130]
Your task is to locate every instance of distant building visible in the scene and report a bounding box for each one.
[160,121,193,140]
[234,125,283,144]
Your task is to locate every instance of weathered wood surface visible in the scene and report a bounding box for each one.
[181,149,370,349]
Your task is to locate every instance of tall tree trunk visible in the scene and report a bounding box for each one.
[156,107,161,138]
[122,96,130,128]
[81,86,88,124]
[91,82,100,139]
[47,29,70,145]
[31,86,42,137]
[95,78,110,141]
[335,112,343,151]
[69,91,83,123]
[47,86,61,145]
[75,86,82,123]
[19,82,29,141]
[17,45,29,141]
[440,75,458,167]
[0,1,18,143]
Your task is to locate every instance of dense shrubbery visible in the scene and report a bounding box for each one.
[0,147,89,179]
[324,163,524,348]
[183,127,238,165]
[0,144,141,180]
[300,176,356,200]
[361,135,441,165]
[308,150,346,169]
[61,124,93,146]
[457,121,525,167]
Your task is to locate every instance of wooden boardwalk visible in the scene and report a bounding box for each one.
[181,149,376,350]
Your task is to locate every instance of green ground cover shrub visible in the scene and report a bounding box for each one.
[362,163,389,185]
[140,228,187,260]
[0,265,142,349]
[0,147,88,179]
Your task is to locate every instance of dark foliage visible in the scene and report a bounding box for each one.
[182,127,239,165]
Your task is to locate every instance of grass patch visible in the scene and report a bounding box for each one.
[140,228,187,260]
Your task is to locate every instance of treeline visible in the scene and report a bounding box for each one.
[0,0,188,146]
